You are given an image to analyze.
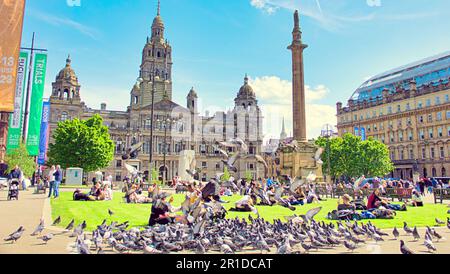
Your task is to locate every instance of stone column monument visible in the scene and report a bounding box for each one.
[278,10,324,182]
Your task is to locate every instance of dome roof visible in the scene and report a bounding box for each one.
[57,55,78,81]
[237,75,255,98]
[152,15,164,29]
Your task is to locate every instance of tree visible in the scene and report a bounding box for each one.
[315,133,394,179]
[221,166,231,181]
[5,142,36,178]
[47,114,114,172]
[245,170,253,182]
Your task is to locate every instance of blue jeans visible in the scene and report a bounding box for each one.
[48,181,55,197]
[53,181,61,198]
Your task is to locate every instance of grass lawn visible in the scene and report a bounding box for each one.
[51,191,449,231]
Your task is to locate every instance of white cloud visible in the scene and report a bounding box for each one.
[249,76,336,141]
[29,10,99,40]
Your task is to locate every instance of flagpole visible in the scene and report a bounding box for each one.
[21,32,48,144]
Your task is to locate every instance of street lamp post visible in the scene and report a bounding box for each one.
[158,115,177,185]
[321,124,336,184]
[148,72,158,183]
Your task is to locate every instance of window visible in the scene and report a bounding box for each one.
[408,130,413,141]
[400,150,404,160]
[202,162,207,168]
[427,114,433,122]
[436,96,441,105]
[419,130,424,140]
[440,147,445,158]
[60,112,68,121]
[430,147,435,159]
[215,163,221,170]
[446,111,450,119]
[116,160,122,168]
[448,126,450,136]
[398,131,403,142]
[422,148,426,159]
[437,112,442,121]
[419,116,424,123]
[445,94,449,103]
[397,105,401,113]
[354,115,357,121]
[405,103,410,111]
[426,99,431,107]
[418,101,423,109]
[388,106,392,114]
[390,132,394,143]
[438,127,443,137]
[115,172,122,182]
[409,149,414,160]
[390,151,396,160]
[429,128,434,139]
[381,135,385,143]
[407,118,412,126]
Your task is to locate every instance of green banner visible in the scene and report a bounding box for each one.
[6,51,28,154]
[26,53,47,156]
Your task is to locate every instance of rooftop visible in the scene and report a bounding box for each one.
[350,51,450,103]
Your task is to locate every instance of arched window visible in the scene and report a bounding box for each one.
[432,167,437,177]
[134,96,139,105]
[423,168,428,178]
[64,89,70,99]
[157,51,161,58]
[442,167,446,177]
[61,112,68,122]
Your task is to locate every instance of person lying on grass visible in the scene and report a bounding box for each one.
[229,194,258,214]
[128,184,152,204]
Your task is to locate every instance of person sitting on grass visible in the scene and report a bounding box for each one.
[288,187,306,206]
[338,194,356,211]
[305,184,320,204]
[128,184,152,204]
[409,190,423,207]
[149,193,178,226]
[103,184,113,201]
[89,182,104,200]
[367,188,404,211]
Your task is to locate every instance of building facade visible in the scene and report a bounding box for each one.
[336,51,450,180]
[48,5,264,182]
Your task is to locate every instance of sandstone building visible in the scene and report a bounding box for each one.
[48,4,264,182]
[336,51,450,180]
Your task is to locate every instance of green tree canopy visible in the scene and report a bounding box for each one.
[5,142,36,178]
[315,133,394,179]
[47,114,114,172]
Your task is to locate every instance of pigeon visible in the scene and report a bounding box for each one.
[4,228,25,243]
[432,230,442,242]
[143,243,163,254]
[412,227,420,241]
[31,219,45,236]
[108,209,114,216]
[39,233,53,244]
[8,226,24,237]
[52,216,61,226]
[400,240,414,254]
[121,141,143,160]
[220,244,234,254]
[403,222,413,235]
[344,240,357,253]
[435,218,445,226]
[424,238,437,253]
[447,217,450,229]
[392,227,400,239]
[65,219,75,231]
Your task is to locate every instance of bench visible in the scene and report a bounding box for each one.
[433,188,450,204]
[385,188,412,201]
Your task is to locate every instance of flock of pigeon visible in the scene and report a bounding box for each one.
[4,209,450,254]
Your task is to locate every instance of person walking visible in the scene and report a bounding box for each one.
[53,165,62,198]
[0,160,9,178]
[48,165,56,198]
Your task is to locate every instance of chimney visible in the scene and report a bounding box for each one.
[101,103,107,110]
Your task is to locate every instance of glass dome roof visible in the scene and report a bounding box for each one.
[350,51,450,102]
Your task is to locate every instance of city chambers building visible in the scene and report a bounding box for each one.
[48,6,264,182]
[336,51,450,180]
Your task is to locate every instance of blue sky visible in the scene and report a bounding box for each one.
[21,0,450,140]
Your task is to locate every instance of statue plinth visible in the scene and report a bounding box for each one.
[278,140,324,182]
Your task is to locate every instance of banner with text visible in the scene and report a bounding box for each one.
[6,51,28,154]
[0,0,26,112]
[26,53,48,156]
[38,101,50,165]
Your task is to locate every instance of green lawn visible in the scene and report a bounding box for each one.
[51,191,449,231]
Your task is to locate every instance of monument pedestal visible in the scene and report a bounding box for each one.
[278,141,324,182]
